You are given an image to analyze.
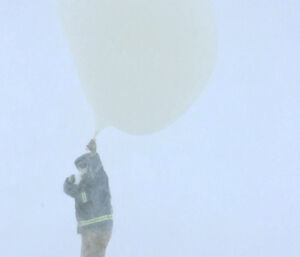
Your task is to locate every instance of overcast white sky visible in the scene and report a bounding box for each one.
[0,1,299,257]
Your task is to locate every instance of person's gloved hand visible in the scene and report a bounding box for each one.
[86,138,97,154]
[67,174,75,184]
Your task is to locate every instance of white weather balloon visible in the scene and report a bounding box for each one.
[57,0,217,135]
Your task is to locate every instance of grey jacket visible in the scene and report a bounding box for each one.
[64,153,113,233]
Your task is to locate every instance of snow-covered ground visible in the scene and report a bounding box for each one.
[0,1,299,257]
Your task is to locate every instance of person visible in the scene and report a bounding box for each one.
[64,139,113,257]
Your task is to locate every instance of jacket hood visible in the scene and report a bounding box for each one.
[74,153,90,169]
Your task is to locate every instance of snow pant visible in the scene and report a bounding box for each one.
[80,227,112,257]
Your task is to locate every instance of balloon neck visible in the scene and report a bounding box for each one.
[94,123,107,138]
[94,130,100,138]
[93,113,108,137]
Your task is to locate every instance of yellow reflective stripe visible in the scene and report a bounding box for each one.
[81,192,88,203]
[78,214,113,227]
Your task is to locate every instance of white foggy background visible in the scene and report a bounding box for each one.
[0,1,299,257]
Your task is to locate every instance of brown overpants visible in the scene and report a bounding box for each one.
[81,228,112,257]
